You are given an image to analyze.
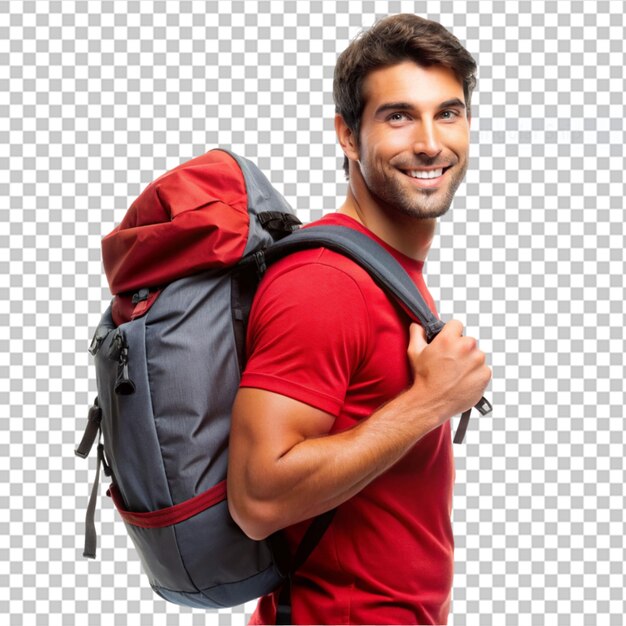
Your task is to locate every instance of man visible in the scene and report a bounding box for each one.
[227,13,492,625]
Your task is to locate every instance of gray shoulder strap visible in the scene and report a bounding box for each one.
[263,225,445,342]
[259,224,493,443]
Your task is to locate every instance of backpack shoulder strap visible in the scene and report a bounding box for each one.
[256,224,493,443]
[263,225,443,339]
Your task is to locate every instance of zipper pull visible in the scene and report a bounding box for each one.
[114,342,136,396]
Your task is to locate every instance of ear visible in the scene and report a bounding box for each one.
[335,114,360,163]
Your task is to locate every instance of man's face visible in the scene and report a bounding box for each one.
[352,60,471,220]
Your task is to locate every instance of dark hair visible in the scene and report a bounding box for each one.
[333,14,477,179]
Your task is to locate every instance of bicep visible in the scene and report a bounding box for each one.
[227,388,335,515]
[227,261,369,536]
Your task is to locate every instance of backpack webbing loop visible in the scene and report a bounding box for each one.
[75,398,101,459]
[453,396,493,444]
[275,507,338,625]
[76,398,111,559]
[82,432,103,559]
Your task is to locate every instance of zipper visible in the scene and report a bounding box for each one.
[108,330,136,396]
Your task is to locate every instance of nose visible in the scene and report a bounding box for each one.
[411,119,443,158]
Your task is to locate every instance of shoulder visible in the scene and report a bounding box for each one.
[245,247,373,362]
[250,247,372,332]
[242,248,374,413]
[258,246,377,303]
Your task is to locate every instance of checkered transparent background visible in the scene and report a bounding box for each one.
[1,0,624,624]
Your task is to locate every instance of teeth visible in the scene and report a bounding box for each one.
[407,168,444,179]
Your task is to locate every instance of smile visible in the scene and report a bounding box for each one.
[401,166,451,187]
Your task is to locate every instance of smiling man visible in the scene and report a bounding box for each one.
[227,14,491,625]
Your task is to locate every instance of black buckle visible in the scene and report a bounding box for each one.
[258,212,301,240]
[254,250,267,276]
[475,396,493,416]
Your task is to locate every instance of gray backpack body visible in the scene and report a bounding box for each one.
[76,149,492,612]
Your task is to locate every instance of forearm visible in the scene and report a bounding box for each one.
[235,387,442,539]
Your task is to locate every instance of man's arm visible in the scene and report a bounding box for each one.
[227,321,492,541]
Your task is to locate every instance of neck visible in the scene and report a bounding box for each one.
[336,187,437,263]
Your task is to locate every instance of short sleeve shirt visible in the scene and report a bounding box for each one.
[240,212,455,625]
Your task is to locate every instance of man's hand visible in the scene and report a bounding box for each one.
[406,319,492,426]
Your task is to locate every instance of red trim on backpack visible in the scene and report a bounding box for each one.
[106,480,227,529]
[131,289,161,320]
[111,289,163,327]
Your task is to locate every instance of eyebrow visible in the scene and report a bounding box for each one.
[374,98,466,116]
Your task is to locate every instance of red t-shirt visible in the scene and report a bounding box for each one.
[240,212,455,625]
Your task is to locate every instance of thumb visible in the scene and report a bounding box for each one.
[408,322,428,358]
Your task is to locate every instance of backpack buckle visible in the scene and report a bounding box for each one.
[254,250,267,277]
[258,211,301,240]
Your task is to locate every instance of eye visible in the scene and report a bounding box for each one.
[440,110,460,120]
[387,112,410,123]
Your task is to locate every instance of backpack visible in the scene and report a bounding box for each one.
[76,148,492,615]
